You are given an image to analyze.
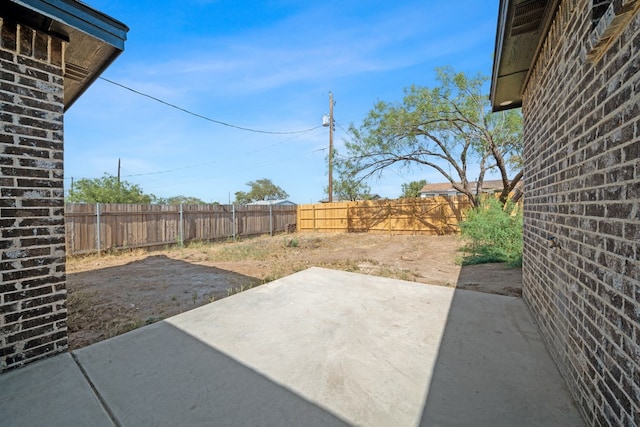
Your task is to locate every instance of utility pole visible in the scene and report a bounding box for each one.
[322,93,335,202]
[117,158,121,187]
[328,92,334,202]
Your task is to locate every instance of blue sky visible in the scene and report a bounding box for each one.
[66,0,500,204]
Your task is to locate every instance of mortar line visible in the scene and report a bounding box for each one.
[71,352,122,427]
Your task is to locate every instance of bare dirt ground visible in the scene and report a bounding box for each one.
[66,233,522,350]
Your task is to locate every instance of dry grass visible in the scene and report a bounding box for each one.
[66,287,154,341]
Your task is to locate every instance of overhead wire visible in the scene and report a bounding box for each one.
[65,76,327,183]
[64,125,327,185]
[120,126,325,179]
[69,77,345,194]
[99,77,322,135]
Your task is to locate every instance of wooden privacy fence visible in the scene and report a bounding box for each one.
[297,196,472,235]
[65,203,297,255]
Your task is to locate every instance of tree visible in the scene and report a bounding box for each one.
[344,67,523,207]
[234,178,289,204]
[325,175,372,201]
[67,174,155,204]
[162,195,206,205]
[400,180,427,198]
[325,149,372,201]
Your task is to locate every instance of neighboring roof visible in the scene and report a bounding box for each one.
[247,199,296,206]
[490,0,559,111]
[6,0,128,109]
[420,180,518,194]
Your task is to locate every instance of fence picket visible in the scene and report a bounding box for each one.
[64,203,297,255]
[65,197,472,255]
[296,196,471,235]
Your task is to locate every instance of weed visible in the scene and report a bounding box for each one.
[459,196,523,267]
[320,259,361,272]
[285,237,299,248]
[374,266,417,282]
[106,318,145,338]
[209,243,270,262]
[227,283,257,297]
[186,240,208,249]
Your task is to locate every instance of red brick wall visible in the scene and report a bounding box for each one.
[522,0,639,425]
[1,18,67,371]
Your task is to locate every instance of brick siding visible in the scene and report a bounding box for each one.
[522,0,639,425]
[0,18,67,371]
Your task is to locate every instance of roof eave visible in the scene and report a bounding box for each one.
[490,0,560,112]
[10,0,128,110]
[490,0,511,111]
[13,0,128,48]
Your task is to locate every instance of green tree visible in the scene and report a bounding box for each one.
[67,174,155,204]
[162,195,206,205]
[325,149,372,201]
[344,67,523,207]
[326,175,372,201]
[400,180,427,198]
[234,178,289,204]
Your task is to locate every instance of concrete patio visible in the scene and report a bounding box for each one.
[0,267,584,426]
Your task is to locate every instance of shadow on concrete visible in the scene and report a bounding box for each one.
[4,264,586,426]
[74,320,350,427]
[418,264,584,426]
[74,267,444,426]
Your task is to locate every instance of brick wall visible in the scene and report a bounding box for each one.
[522,0,639,425]
[0,18,67,371]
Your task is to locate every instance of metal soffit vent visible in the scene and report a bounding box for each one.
[510,0,547,36]
[65,63,90,82]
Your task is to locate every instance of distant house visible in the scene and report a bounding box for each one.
[419,179,517,198]
[247,199,296,206]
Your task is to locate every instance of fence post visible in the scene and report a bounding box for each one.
[66,204,73,256]
[312,205,316,232]
[232,204,236,241]
[95,203,101,257]
[179,203,184,247]
[388,201,392,236]
[269,204,273,236]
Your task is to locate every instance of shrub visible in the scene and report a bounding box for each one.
[459,196,523,267]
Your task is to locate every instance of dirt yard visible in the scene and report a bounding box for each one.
[66,233,522,349]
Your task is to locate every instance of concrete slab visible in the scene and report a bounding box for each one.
[71,267,584,427]
[0,352,114,427]
[74,317,348,426]
[419,286,582,426]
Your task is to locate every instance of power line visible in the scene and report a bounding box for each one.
[119,127,324,178]
[336,122,351,134]
[63,126,326,183]
[99,77,321,135]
